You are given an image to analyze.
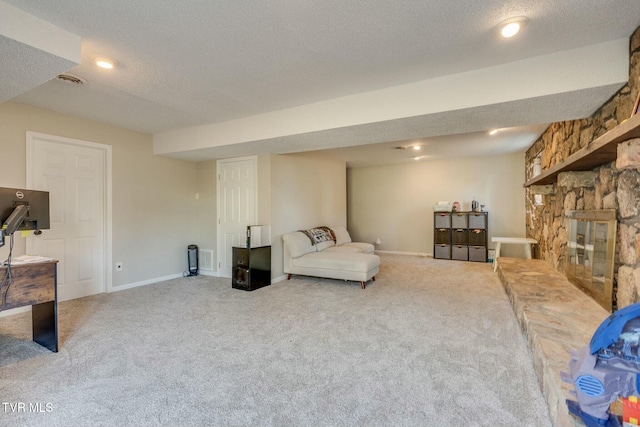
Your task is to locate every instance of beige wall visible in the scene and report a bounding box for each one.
[347,152,528,258]
[270,152,347,278]
[257,154,272,226]
[0,102,199,287]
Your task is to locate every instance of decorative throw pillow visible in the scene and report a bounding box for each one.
[330,225,352,245]
[299,226,335,245]
[284,232,315,258]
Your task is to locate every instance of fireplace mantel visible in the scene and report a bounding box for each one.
[524,112,640,187]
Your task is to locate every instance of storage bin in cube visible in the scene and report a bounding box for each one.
[452,245,468,261]
[435,229,451,245]
[468,212,487,230]
[452,229,468,245]
[451,212,468,229]
[434,244,451,259]
[469,229,486,246]
[469,246,487,262]
[435,213,451,229]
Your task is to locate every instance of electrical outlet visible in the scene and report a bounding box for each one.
[116,262,123,271]
[375,238,381,245]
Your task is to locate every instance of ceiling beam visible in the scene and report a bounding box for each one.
[154,38,629,160]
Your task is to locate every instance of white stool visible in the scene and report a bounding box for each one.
[491,237,538,272]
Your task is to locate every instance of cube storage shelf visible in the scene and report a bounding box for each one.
[434,211,488,262]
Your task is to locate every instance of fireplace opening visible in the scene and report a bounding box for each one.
[566,210,617,312]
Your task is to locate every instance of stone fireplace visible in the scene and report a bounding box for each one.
[525,26,640,310]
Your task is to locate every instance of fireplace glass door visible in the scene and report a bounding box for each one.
[566,210,617,312]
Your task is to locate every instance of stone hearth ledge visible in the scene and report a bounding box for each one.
[497,257,611,427]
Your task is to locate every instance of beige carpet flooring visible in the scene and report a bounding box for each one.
[0,254,551,427]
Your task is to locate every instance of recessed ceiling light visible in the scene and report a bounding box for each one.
[497,16,528,38]
[95,57,115,69]
[412,145,421,151]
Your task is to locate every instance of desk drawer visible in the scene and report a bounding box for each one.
[233,247,249,267]
[0,262,56,310]
[232,267,250,288]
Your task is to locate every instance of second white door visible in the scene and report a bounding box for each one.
[217,157,257,278]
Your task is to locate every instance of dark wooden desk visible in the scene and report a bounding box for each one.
[0,260,58,352]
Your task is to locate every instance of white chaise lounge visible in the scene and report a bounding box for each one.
[282,226,380,289]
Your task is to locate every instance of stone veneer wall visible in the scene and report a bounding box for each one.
[525,27,640,309]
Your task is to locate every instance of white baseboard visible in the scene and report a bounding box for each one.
[109,273,184,293]
[197,269,218,277]
[110,268,232,291]
[271,274,288,284]
[375,250,433,257]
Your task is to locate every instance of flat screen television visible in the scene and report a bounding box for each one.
[0,187,50,236]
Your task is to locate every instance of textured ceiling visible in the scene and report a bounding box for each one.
[0,1,80,102]
[3,1,640,166]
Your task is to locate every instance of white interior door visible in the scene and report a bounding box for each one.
[27,132,109,301]
[217,157,257,278]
